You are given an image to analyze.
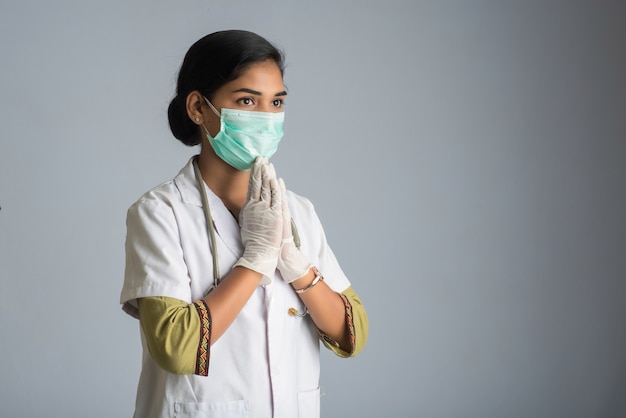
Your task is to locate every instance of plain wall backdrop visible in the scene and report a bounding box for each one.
[1,1,625,417]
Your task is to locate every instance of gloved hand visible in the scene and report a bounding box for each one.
[234,158,283,284]
[276,178,313,283]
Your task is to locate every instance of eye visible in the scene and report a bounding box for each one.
[237,97,254,106]
[272,99,284,108]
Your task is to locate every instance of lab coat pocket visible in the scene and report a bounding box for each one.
[174,399,250,418]
[297,387,320,418]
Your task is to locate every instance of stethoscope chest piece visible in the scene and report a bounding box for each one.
[288,307,308,317]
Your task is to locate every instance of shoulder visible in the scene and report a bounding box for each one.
[127,157,199,213]
[125,181,181,231]
[132,180,178,207]
[285,189,315,215]
[285,189,326,243]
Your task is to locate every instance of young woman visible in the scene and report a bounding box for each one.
[120,30,368,418]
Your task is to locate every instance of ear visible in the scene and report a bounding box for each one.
[185,91,206,125]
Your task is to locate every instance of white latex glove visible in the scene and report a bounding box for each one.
[277,178,313,283]
[234,158,282,284]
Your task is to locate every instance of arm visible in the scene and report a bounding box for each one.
[290,268,352,350]
[136,265,262,376]
[133,159,283,375]
[291,273,368,356]
[137,296,205,375]
[276,179,368,355]
[137,277,367,377]
[136,268,264,376]
[320,286,368,357]
[203,158,283,342]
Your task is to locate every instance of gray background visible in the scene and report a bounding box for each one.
[1,1,625,417]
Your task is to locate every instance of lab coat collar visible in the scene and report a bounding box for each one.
[174,157,203,207]
[174,156,243,257]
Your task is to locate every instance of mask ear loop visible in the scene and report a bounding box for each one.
[204,97,221,117]
[200,123,212,139]
[201,97,222,141]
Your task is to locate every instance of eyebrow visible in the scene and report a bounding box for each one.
[232,88,288,97]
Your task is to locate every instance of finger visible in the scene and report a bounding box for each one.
[260,164,271,203]
[269,177,281,211]
[279,178,291,213]
[252,156,266,178]
[266,161,277,181]
[278,178,291,236]
[248,158,264,201]
[278,178,286,199]
[278,178,288,213]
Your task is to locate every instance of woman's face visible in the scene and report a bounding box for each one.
[203,59,286,137]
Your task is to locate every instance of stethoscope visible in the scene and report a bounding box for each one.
[192,156,301,292]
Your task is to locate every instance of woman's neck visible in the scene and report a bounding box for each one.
[197,146,250,219]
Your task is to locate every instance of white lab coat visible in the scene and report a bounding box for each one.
[120,157,351,418]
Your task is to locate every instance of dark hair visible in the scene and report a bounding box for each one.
[167,30,285,146]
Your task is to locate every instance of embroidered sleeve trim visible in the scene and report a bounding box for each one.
[192,300,211,376]
[318,293,356,355]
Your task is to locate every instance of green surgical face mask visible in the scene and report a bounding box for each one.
[202,97,284,171]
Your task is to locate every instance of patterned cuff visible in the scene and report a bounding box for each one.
[192,300,211,376]
[318,293,356,356]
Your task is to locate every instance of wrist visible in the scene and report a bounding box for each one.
[291,267,323,293]
[278,246,311,283]
[233,257,276,285]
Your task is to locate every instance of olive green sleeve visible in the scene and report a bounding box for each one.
[319,286,369,357]
[137,296,211,376]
